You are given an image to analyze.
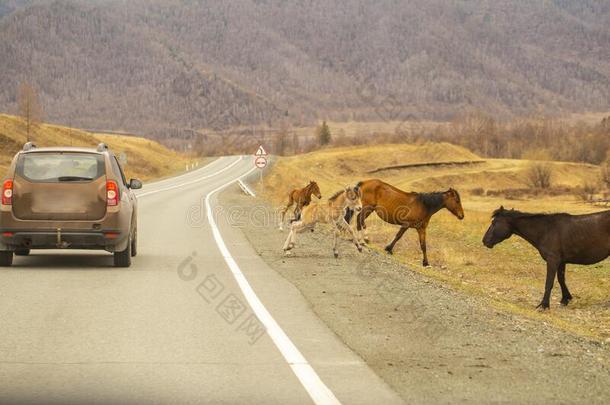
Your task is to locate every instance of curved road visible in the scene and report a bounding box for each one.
[0,156,402,404]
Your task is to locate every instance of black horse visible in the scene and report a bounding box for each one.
[483,206,610,309]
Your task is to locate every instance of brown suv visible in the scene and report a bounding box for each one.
[0,142,141,267]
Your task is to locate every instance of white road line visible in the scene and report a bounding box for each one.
[141,157,222,188]
[137,157,243,198]
[205,165,341,405]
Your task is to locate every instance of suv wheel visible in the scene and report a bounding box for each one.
[114,236,132,268]
[14,248,30,256]
[0,251,13,267]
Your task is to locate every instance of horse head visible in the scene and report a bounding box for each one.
[344,186,362,213]
[483,206,514,248]
[443,188,464,220]
[309,180,322,199]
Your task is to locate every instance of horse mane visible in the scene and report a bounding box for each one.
[492,208,568,219]
[329,184,360,202]
[416,192,444,212]
[304,181,316,192]
[328,189,345,201]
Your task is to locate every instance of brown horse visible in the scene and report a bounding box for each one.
[283,186,363,258]
[279,180,322,231]
[483,207,610,309]
[346,179,464,266]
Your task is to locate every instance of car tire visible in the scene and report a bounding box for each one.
[14,248,30,256]
[114,236,132,268]
[131,227,137,257]
[0,251,13,267]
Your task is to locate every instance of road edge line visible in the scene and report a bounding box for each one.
[205,163,342,405]
[137,156,242,198]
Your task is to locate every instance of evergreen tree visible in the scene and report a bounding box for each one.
[317,121,332,146]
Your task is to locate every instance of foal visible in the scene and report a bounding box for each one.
[279,180,322,231]
[283,186,363,258]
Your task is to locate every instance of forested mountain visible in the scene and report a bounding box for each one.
[0,0,608,138]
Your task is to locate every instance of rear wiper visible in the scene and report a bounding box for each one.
[57,176,93,182]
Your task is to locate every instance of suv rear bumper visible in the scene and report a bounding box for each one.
[0,229,128,252]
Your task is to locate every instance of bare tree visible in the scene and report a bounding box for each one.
[17,82,43,142]
[601,159,610,190]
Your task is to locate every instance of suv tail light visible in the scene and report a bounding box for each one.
[106,180,119,206]
[2,180,13,205]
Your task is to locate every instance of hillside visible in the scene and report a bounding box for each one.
[0,0,608,140]
[0,114,191,181]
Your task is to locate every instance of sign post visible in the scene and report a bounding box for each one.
[254,145,268,185]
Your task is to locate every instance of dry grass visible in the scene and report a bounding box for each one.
[262,143,610,340]
[0,114,196,181]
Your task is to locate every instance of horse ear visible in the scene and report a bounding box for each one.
[499,205,505,211]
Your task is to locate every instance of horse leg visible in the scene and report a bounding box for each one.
[282,228,295,253]
[333,227,340,258]
[557,263,573,306]
[289,220,305,248]
[417,227,430,267]
[283,220,304,253]
[338,219,362,253]
[357,206,374,244]
[279,195,294,231]
[537,260,558,310]
[385,227,408,255]
[293,203,302,222]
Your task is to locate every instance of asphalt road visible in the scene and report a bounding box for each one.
[0,156,402,405]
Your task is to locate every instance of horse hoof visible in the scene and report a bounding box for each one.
[284,250,292,256]
[364,238,370,244]
[357,246,363,253]
[423,263,431,268]
[560,297,572,306]
[536,302,550,311]
[384,246,393,255]
[334,252,339,258]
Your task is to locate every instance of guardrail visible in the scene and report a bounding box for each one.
[238,179,256,197]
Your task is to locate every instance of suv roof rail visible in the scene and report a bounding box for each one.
[23,142,37,151]
[96,143,109,152]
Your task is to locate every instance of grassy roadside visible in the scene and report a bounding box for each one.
[0,114,198,181]
[260,143,610,340]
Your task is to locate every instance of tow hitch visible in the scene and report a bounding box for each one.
[56,228,70,249]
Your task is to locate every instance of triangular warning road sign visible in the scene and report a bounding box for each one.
[255,145,268,156]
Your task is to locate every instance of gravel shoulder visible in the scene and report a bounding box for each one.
[221,188,610,404]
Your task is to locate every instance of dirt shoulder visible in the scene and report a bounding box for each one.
[221,188,610,404]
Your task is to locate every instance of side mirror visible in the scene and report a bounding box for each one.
[129,179,142,190]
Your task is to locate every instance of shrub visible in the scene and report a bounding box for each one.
[578,182,600,202]
[470,187,485,196]
[526,162,553,189]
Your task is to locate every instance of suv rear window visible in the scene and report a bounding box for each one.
[16,153,105,183]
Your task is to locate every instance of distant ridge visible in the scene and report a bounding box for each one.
[0,0,608,140]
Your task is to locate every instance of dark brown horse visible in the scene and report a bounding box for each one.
[279,180,322,231]
[483,207,610,309]
[346,179,464,266]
